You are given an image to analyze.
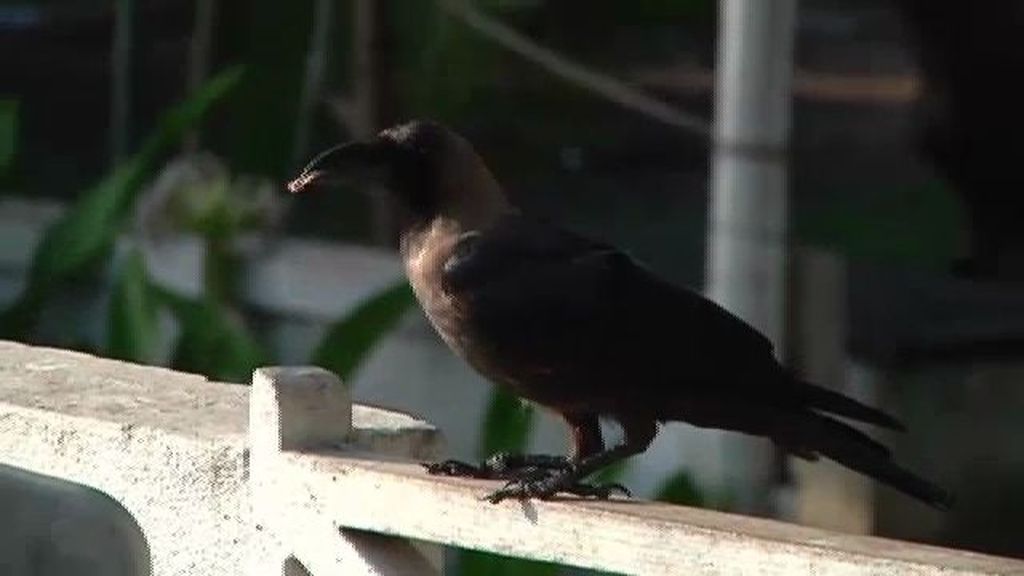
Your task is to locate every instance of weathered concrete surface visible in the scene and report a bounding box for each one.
[249,366,442,576]
[0,340,441,576]
[274,454,1024,576]
[4,340,1023,576]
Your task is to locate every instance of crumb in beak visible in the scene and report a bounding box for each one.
[288,170,323,193]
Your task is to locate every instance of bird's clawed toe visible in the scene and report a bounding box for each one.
[422,453,572,481]
[424,453,632,502]
[571,481,631,499]
[482,471,631,503]
[422,459,494,478]
[483,453,572,474]
[483,477,552,503]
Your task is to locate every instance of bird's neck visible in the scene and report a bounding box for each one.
[399,148,513,252]
[398,217,464,322]
[437,161,513,230]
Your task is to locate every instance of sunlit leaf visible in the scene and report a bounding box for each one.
[312,280,415,381]
[458,549,562,576]
[161,289,267,383]
[0,99,17,174]
[795,179,961,269]
[107,248,162,364]
[591,458,629,484]
[31,66,245,289]
[480,388,534,457]
[0,292,44,340]
[0,67,244,339]
[654,468,706,507]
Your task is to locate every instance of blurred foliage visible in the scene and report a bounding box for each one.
[591,458,629,485]
[0,99,17,177]
[313,280,416,381]
[796,180,963,270]
[1,61,412,386]
[107,248,163,364]
[0,67,245,339]
[157,158,279,243]
[654,468,707,507]
[458,549,563,576]
[395,1,505,120]
[159,287,268,383]
[210,1,314,179]
[480,388,535,456]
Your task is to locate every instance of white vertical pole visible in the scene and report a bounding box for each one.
[707,0,798,514]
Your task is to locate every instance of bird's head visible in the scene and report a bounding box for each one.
[289,120,510,228]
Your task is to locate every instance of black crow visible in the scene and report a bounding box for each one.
[289,120,952,508]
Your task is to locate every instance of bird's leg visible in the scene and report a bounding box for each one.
[423,413,599,482]
[485,417,657,503]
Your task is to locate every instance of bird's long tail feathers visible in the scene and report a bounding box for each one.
[794,412,954,510]
[792,378,906,431]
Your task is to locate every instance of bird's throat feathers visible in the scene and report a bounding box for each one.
[399,216,474,354]
[400,216,466,279]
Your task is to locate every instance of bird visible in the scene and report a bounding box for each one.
[288,119,953,508]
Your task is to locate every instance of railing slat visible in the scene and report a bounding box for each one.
[270,451,1024,576]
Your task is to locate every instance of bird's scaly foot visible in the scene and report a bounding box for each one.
[422,453,571,480]
[423,453,631,502]
[484,469,631,503]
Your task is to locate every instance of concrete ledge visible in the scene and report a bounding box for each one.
[248,366,443,575]
[0,340,441,576]
[271,453,1024,576]
[3,339,1023,575]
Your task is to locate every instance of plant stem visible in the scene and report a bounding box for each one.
[293,0,334,167]
[184,0,218,153]
[110,0,136,165]
[203,236,242,306]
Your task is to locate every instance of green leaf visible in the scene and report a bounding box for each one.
[591,458,629,484]
[312,280,415,381]
[28,161,143,291]
[0,99,17,175]
[31,66,245,290]
[457,549,563,576]
[480,388,534,457]
[0,291,44,340]
[654,469,706,507]
[795,180,962,269]
[107,248,162,363]
[0,66,244,339]
[161,289,267,382]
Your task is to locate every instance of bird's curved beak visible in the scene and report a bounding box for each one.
[288,139,389,194]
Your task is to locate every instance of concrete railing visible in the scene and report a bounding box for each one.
[1,340,1023,575]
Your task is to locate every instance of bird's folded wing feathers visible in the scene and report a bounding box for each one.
[440,217,774,374]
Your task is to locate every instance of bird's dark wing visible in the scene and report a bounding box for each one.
[440,216,775,410]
